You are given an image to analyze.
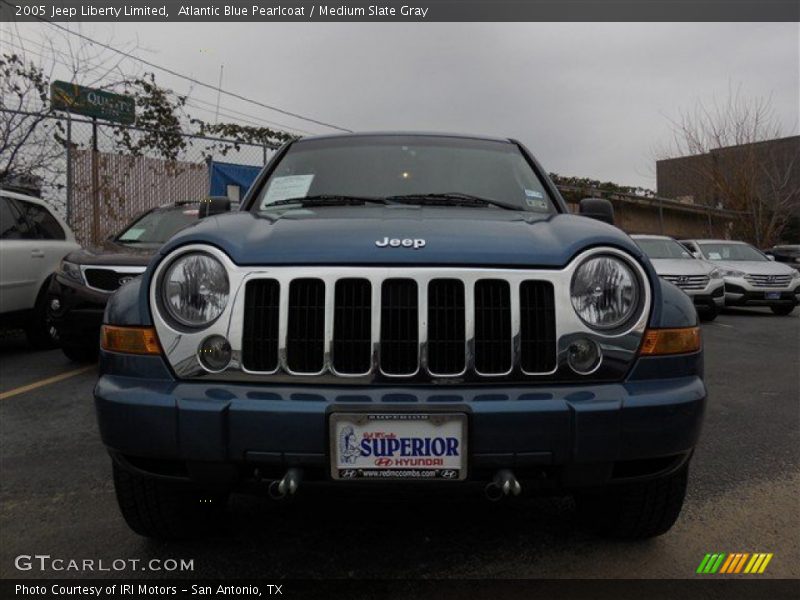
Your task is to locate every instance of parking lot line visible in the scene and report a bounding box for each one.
[0,365,95,400]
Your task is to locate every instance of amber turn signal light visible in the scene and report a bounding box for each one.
[100,325,161,355]
[640,327,701,356]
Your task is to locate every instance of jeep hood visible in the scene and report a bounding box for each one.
[160,206,644,268]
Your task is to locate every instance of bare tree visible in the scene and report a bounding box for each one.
[661,86,800,246]
[0,27,141,198]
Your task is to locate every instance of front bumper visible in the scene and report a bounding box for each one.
[47,275,109,346]
[95,353,706,490]
[723,277,800,307]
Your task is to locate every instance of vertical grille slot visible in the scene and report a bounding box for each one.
[333,279,372,374]
[474,279,512,374]
[242,279,280,372]
[286,278,325,373]
[427,279,466,374]
[519,280,557,373]
[380,279,419,375]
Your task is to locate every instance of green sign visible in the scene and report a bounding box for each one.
[50,81,135,125]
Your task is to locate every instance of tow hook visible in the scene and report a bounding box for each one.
[268,468,303,500]
[484,469,522,501]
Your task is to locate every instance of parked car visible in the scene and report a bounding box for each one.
[48,198,230,362]
[681,239,800,315]
[96,133,705,541]
[0,189,80,348]
[764,244,800,272]
[632,234,724,321]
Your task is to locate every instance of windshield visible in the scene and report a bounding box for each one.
[635,238,693,259]
[253,136,555,213]
[116,207,198,243]
[699,242,767,262]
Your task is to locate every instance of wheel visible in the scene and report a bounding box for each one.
[575,462,688,540]
[112,462,228,540]
[25,282,59,350]
[698,305,719,322]
[61,342,99,363]
[770,305,796,316]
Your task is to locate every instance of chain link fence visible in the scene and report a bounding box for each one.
[1,109,278,246]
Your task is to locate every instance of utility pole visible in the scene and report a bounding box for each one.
[214,64,224,124]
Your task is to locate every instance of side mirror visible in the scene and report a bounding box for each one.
[692,251,702,259]
[767,255,775,261]
[579,197,614,225]
[199,196,231,218]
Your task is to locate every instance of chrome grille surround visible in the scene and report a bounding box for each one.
[744,274,793,288]
[149,244,653,384]
[662,274,710,291]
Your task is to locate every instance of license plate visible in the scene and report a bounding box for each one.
[330,413,467,481]
[765,292,781,299]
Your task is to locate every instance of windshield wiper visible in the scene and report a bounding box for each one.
[267,195,392,208]
[385,192,520,211]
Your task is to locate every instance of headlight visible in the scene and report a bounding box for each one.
[791,269,800,279]
[570,255,641,330]
[709,268,722,279]
[59,260,84,284]
[721,269,745,277]
[160,252,229,328]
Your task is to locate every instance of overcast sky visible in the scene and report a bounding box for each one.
[6,22,800,189]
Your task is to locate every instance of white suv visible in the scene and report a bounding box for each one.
[632,234,725,321]
[0,189,80,347]
[681,239,800,316]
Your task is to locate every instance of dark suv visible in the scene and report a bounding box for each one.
[48,200,228,362]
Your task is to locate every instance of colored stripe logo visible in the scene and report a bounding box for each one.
[697,553,773,574]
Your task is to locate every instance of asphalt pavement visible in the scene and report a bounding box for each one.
[1,307,798,580]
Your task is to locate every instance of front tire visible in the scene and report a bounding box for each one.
[575,462,688,540]
[112,463,228,540]
[26,282,59,350]
[770,304,796,316]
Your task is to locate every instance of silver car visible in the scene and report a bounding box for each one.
[632,235,725,321]
[681,239,800,316]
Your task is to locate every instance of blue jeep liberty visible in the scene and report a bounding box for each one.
[95,133,705,540]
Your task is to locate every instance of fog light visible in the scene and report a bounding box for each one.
[198,335,232,372]
[567,338,602,374]
[50,298,61,311]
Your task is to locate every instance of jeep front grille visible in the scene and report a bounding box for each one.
[241,279,280,372]
[333,278,372,374]
[520,280,558,373]
[744,274,792,288]
[661,274,709,291]
[474,279,512,374]
[240,272,557,380]
[286,278,326,373]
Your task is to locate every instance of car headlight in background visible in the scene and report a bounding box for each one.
[721,268,745,277]
[161,252,229,328]
[58,260,84,284]
[709,268,722,279]
[570,255,641,330]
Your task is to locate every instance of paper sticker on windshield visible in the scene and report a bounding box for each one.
[525,189,544,199]
[708,252,722,260]
[119,227,145,241]
[262,175,314,206]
